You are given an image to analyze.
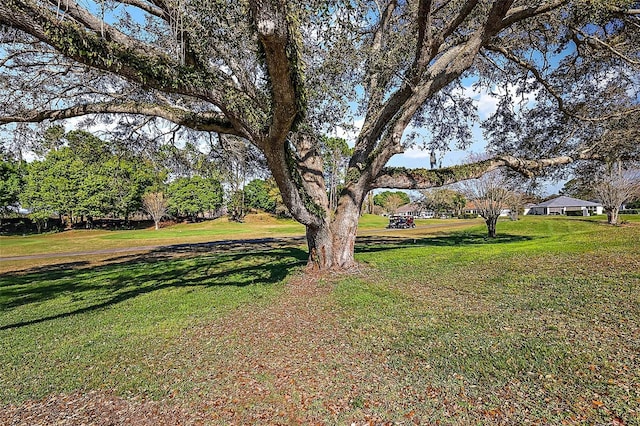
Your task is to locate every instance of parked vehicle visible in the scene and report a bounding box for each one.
[387,215,416,229]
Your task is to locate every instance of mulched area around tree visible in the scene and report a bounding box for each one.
[2,391,199,425]
[2,268,395,425]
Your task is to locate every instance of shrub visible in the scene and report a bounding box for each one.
[458,213,478,219]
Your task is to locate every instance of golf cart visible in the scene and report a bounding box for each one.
[387,215,416,229]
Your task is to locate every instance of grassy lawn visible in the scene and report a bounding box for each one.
[0,213,308,273]
[0,213,306,258]
[1,214,639,424]
[336,215,640,423]
[0,213,477,273]
[0,213,478,259]
[0,247,307,400]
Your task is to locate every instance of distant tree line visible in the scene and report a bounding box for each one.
[0,128,238,231]
[0,125,336,233]
[5,126,636,235]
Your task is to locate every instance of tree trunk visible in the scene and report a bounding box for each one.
[486,216,498,238]
[606,208,619,225]
[306,221,334,269]
[306,193,362,270]
[154,220,159,230]
[306,223,357,270]
[261,132,366,271]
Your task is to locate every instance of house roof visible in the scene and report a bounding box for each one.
[532,195,601,208]
[464,201,477,210]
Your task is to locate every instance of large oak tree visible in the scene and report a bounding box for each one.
[1,0,638,269]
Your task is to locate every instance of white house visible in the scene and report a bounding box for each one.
[395,203,434,218]
[526,196,603,216]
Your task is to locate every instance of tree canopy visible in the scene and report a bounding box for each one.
[167,175,223,220]
[1,0,638,268]
[0,151,24,216]
[244,179,278,213]
[374,191,411,214]
[420,188,467,217]
[19,132,158,227]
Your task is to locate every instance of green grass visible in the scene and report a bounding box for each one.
[1,214,639,424]
[353,212,389,229]
[0,247,307,402]
[0,213,482,259]
[0,214,305,257]
[334,216,640,424]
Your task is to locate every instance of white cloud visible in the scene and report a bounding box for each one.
[462,83,538,120]
[475,91,500,119]
[401,147,431,159]
[333,117,364,146]
[459,86,499,120]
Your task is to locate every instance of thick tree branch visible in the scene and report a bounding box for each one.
[370,154,586,190]
[242,0,316,225]
[0,1,217,96]
[249,0,302,142]
[364,0,398,117]
[0,0,265,137]
[501,0,568,28]
[482,0,517,36]
[0,0,202,97]
[368,3,516,174]
[46,0,138,48]
[415,0,433,63]
[439,0,479,47]
[571,26,640,66]
[358,1,516,159]
[0,102,243,136]
[112,0,168,20]
[351,2,519,199]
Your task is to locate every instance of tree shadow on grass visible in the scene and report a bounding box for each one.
[0,246,307,331]
[355,231,535,253]
[0,230,533,330]
[0,261,92,279]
